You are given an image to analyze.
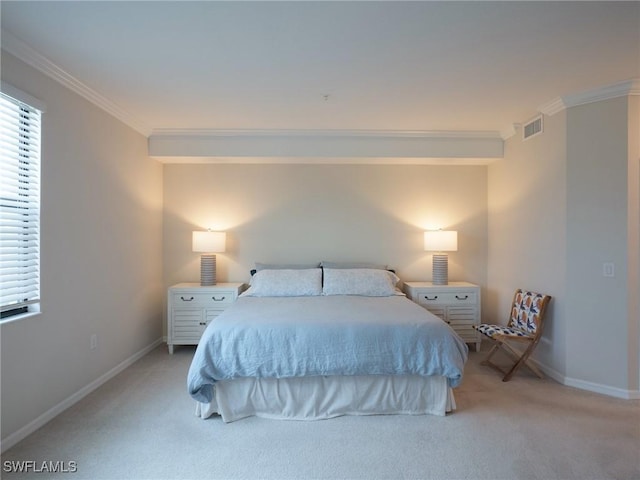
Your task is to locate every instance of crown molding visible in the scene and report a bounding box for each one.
[538,97,566,117]
[500,123,520,141]
[563,78,640,107]
[155,156,500,166]
[1,30,152,137]
[537,77,640,117]
[150,128,503,140]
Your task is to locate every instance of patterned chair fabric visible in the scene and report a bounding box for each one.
[510,290,546,334]
[475,324,530,338]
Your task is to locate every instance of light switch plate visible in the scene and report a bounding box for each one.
[603,262,615,277]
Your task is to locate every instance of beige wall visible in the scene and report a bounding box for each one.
[0,54,164,442]
[566,97,634,390]
[487,111,568,372]
[163,163,487,307]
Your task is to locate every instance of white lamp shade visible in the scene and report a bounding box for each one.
[424,230,458,252]
[192,231,226,253]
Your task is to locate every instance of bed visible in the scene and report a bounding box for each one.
[187,266,468,422]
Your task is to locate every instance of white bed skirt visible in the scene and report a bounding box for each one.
[195,375,456,422]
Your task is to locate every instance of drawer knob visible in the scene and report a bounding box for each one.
[199,322,207,326]
[424,295,438,301]
[180,296,195,302]
[455,295,469,300]
[212,296,226,301]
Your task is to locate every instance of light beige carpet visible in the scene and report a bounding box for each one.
[2,344,639,480]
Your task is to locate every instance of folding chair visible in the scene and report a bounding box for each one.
[473,289,551,382]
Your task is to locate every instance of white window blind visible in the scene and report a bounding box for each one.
[0,91,41,319]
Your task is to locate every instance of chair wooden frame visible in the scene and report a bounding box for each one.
[474,289,551,382]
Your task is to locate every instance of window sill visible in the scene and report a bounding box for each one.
[0,310,41,326]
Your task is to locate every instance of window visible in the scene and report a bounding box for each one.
[0,89,42,320]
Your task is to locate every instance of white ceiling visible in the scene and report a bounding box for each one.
[1,1,639,138]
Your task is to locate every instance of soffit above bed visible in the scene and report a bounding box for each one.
[148,129,504,165]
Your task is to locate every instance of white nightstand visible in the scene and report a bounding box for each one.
[404,281,481,351]
[167,282,244,354]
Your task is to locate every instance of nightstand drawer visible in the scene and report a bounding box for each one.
[171,291,235,307]
[417,292,476,305]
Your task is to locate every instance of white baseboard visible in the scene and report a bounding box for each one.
[1,337,164,453]
[561,376,640,400]
[533,359,640,400]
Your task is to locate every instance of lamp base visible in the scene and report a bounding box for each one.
[432,254,449,285]
[200,254,217,286]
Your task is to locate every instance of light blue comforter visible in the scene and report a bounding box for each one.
[187,295,468,403]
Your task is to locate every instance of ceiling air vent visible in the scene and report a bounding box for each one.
[523,115,543,140]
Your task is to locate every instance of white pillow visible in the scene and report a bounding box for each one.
[322,268,400,297]
[242,268,322,297]
[255,262,320,271]
[320,261,388,270]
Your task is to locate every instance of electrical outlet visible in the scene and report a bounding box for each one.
[90,334,98,350]
[603,262,615,278]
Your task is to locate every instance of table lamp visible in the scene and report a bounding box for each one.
[192,230,226,286]
[424,230,458,285]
